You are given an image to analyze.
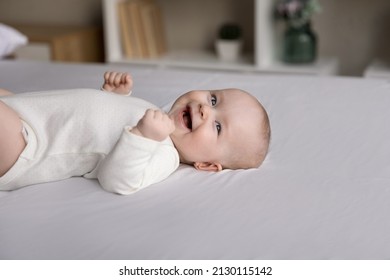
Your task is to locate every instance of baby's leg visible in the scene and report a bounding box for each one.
[0,88,14,96]
[0,101,26,177]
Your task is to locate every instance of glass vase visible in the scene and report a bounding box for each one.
[282,22,317,64]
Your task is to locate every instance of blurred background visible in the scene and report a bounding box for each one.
[1,0,389,77]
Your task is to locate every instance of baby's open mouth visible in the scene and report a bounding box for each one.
[183,107,192,130]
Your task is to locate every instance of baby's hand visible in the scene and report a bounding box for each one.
[131,109,175,142]
[102,71,133,95]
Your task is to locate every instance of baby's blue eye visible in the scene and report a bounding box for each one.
[211,95,217,106]
[216,122,221,134]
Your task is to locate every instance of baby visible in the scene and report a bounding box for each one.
[0,71,270,195]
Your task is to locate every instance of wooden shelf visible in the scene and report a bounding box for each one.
[110,49,254,70]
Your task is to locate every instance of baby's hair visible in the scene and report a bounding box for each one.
[223,95,270,170]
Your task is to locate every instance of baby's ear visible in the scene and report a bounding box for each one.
[193,162,222,172]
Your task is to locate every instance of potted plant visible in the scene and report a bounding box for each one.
[215,23,242,62]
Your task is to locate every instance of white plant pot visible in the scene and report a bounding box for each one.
[215,39,242,62]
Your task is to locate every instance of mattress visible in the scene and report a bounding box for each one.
[0,60,389,259]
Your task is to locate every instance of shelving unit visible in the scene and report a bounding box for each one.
[102,0,339,76]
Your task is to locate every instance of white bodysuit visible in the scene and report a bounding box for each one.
[0,89,180,195]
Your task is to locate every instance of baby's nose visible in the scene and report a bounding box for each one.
[199,103,211,119]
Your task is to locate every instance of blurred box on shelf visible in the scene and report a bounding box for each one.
[10,24,104,62]
[364,60,390,80]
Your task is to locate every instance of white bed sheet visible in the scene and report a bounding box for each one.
[0,61,389,259]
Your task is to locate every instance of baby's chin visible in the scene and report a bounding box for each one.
[169,138,191,164]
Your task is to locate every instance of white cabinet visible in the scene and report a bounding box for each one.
[364,60,390,80]
[102,0,339,75]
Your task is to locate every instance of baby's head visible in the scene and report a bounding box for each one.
[168,88,270,171]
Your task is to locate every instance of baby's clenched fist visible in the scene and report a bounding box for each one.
[131,109,175,142]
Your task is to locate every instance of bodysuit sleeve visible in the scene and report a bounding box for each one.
[97,127,180,195]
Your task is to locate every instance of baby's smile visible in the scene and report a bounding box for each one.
[182,106,192,130]
[170,105,193,133]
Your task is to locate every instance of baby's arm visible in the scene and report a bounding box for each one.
[97,126,180,195]
[98,109,177,195]
[101,71,133,96]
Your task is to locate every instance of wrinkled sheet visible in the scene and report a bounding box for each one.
[0,61,389,259]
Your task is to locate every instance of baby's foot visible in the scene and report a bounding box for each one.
[102,71,133,95]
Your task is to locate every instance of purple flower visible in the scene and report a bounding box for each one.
[286,0,303,16]
[275,0,321,27]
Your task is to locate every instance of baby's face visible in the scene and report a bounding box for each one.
[168,88,265,170]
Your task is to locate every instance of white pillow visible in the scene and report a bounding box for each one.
[0,23,28,58]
